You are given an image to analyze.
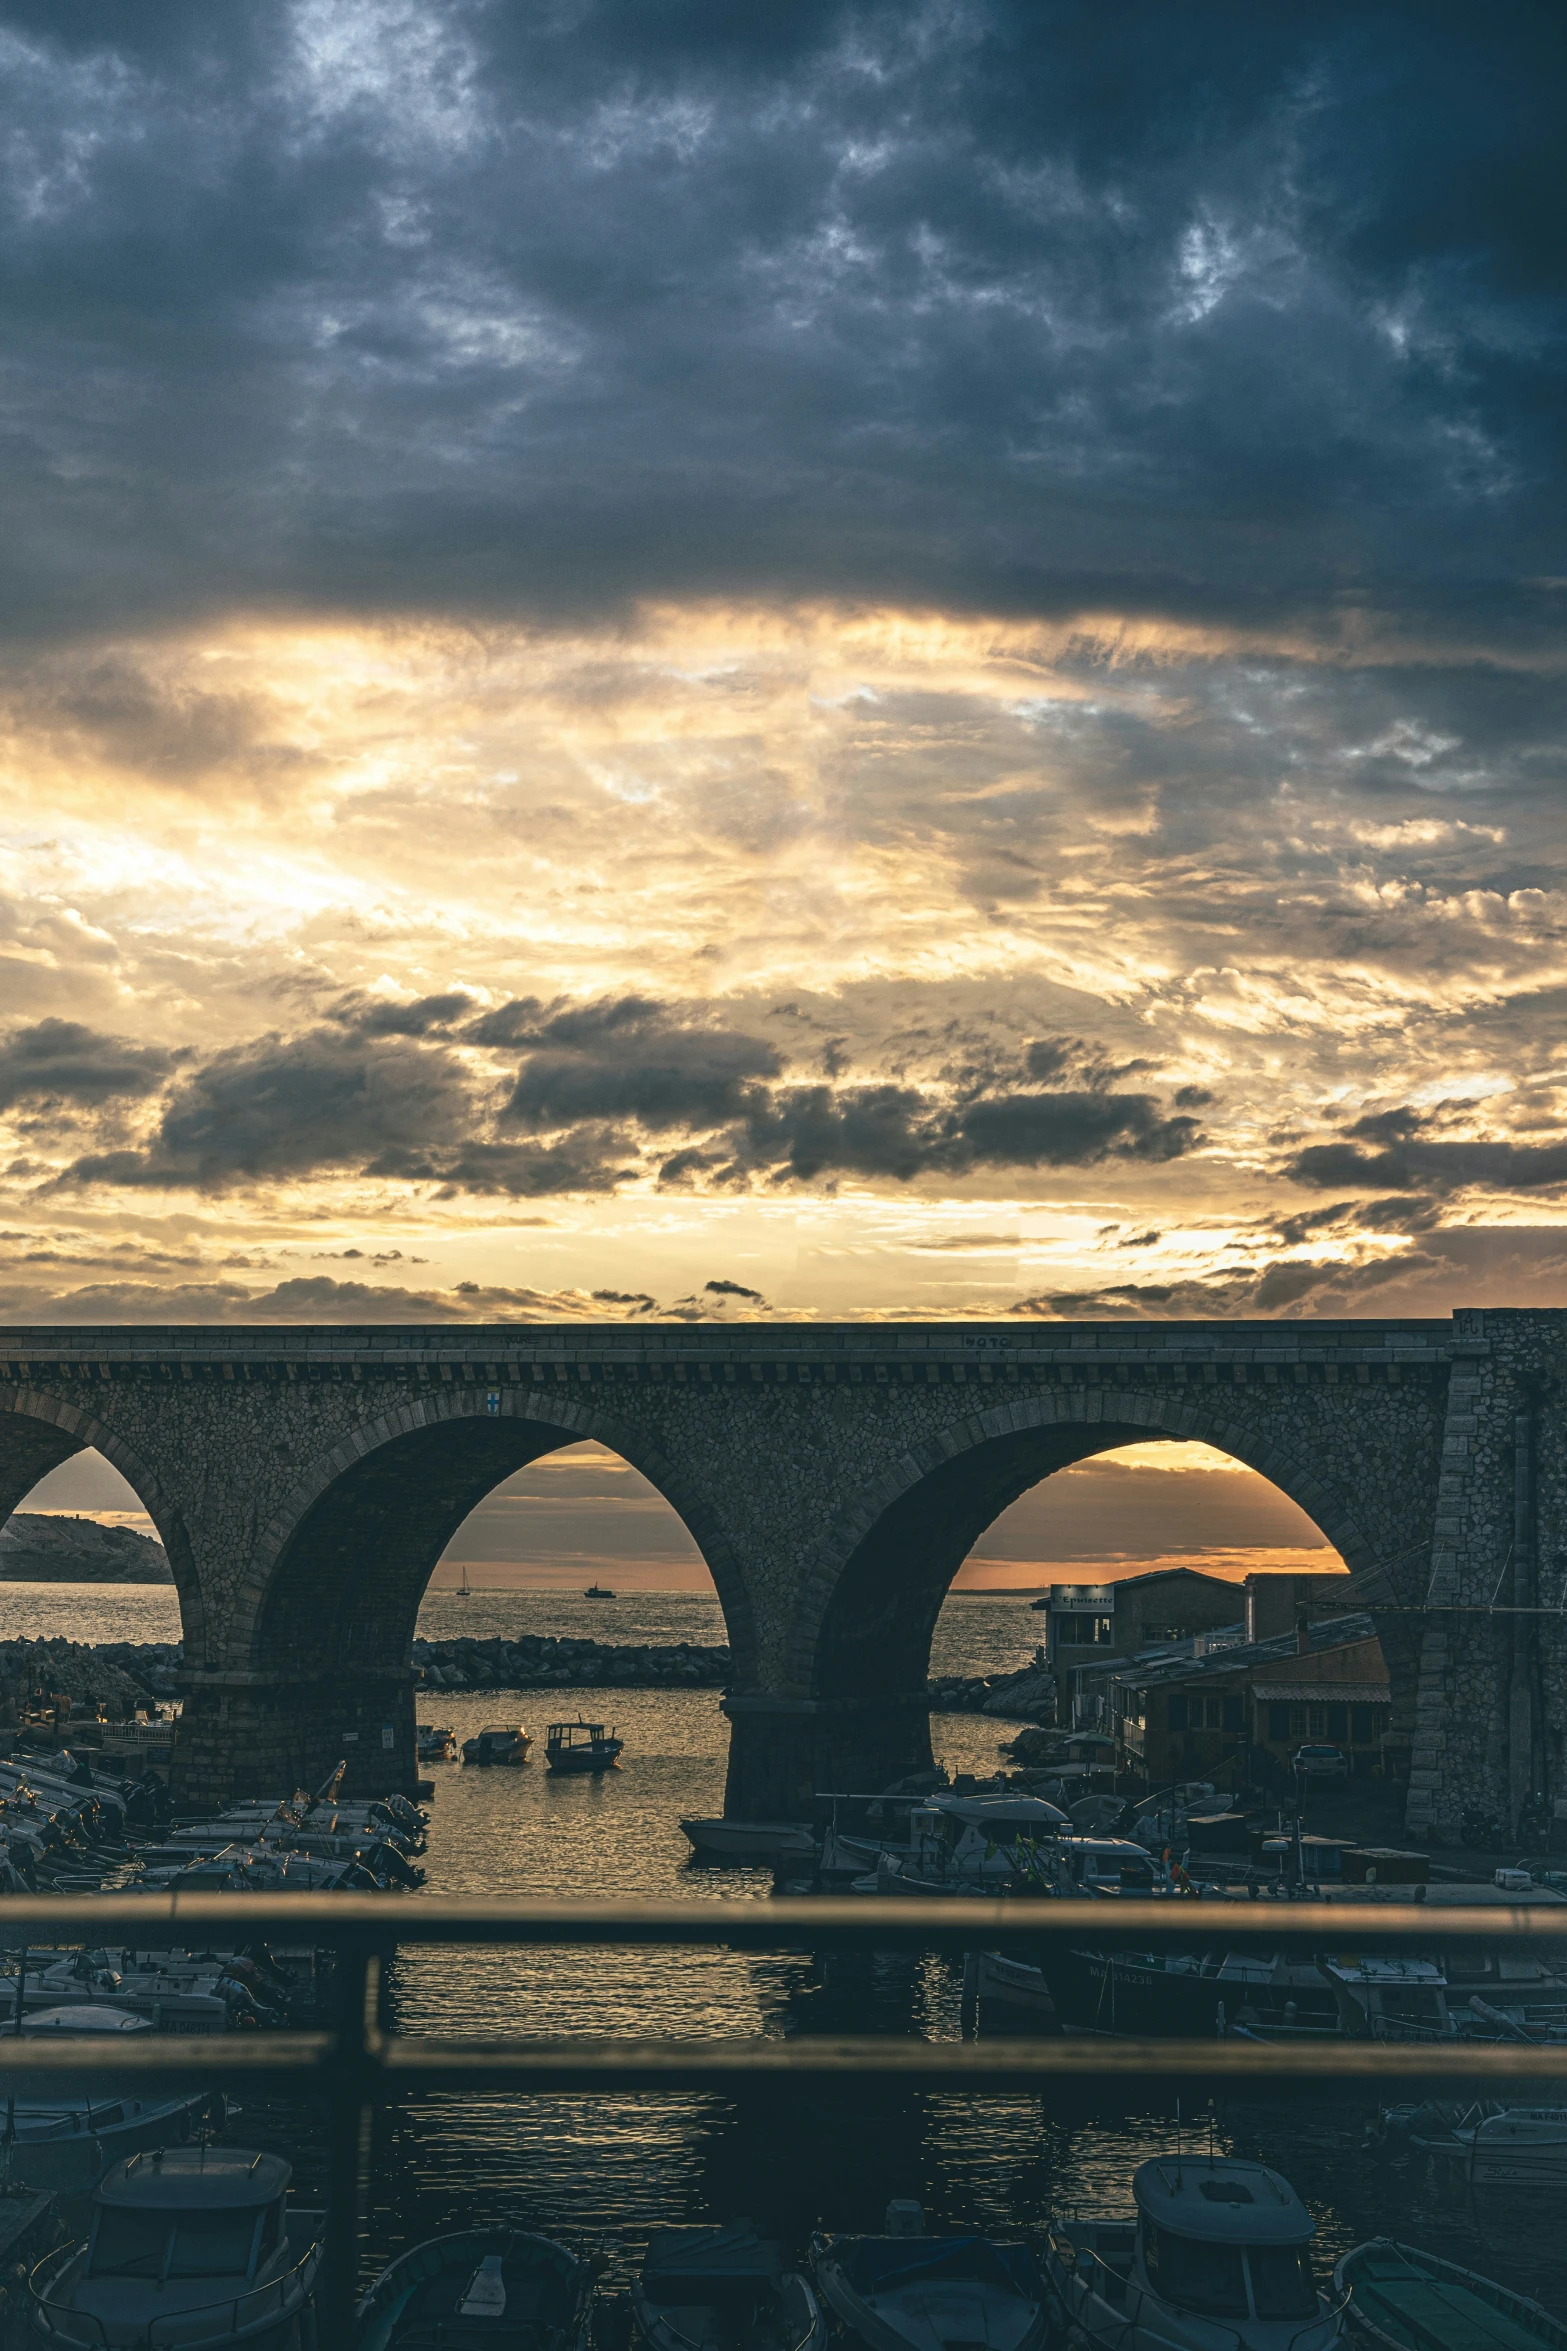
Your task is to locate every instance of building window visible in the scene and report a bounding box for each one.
[1289,1706,1307,1738]
[1268,1702,1290,1742]
[1054,1612,1115,1646]
[1307,1705,1327,1740]
[1325,1704,1348,1743]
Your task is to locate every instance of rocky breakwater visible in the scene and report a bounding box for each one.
[414,1633,732,1692]
[928,1660,1056,1724]
[0,1636,183,1715]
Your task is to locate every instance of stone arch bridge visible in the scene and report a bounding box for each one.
[0,1309,1560,1844]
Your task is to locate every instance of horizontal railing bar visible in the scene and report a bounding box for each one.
[1,2033,1565,2090]
[0,2032,332,2078]
[0,1894,1560,1949]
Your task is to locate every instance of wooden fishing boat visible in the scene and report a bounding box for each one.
[545,1721,623,1774]
[630,2220,825,2351]
[1336,2239,1567,2351]
[357,2224,597,2350]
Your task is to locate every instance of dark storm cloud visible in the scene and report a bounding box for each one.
[0,1020,179,1111]
[504,999,783,1129]
[1288,1122,1567,1197]
[63,1026,476,1190]
[0,1,1562,639]
[368,1139,632,1198]
[331,991,477,1037]
[735,1082,1199,1183]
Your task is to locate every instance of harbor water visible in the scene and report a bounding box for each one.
[13,1586,1567,2310]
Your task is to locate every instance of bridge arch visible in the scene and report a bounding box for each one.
[0,1384,203,1651]
[796,1386,1373,1701]
[171,1384,752,1802]
[723,1387,1381,1810]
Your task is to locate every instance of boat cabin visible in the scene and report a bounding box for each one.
[1052,1837,1163,1895]
[1134,2158,1320,2326]
[1322,1958,1452,2040]
[544,1720,625,1774]
[32,2146,321,2344]
[908,1795,1071,1883]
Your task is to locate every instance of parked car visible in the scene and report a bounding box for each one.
[1291,1744,1349,1780]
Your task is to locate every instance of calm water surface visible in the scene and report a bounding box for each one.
[7,1585,1559,2308]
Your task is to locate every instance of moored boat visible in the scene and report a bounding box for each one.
[812,2203,1047,2351]
[357,2224,597,2350]
[416,1724,457,1763]
[680,1819,814,1866]
[461,1726,534,1768]
[1427,2105,1567,2183]
[29,2146,323,2349]
[960,1949,1060,2035]
[545,1721,623,1775]
[1335,2239,1567,2351]
[630,2220,825,2351]
[1045,2155,1342,2351]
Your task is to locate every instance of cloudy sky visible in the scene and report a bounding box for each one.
[2,0,1564,1356]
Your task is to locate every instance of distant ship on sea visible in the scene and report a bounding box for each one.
[583,1583,616,1599]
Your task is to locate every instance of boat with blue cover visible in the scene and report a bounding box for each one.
[629,2220,825,2351]
[1336,2240,1567,2351]
[357,2224,598,2350]
[812,2203,1047,2351]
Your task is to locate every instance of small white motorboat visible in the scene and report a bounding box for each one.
[30,2145,323,2349]
[680,1819,815,1866]
[1411,2104,1567,2184]
[416,1724,457,1763]
[1045,2155,1342,2351]
[813,2203,1047,2351]
[631,2220,825,2351]
[461,1725,534,1767]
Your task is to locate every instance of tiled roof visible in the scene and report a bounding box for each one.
[1251,1680,1390,1704]
[1104,1613,1379,1691]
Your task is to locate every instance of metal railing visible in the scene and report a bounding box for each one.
[1,1893,1565,2342]
[29,2236,322,2347]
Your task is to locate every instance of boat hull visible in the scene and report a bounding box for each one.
[1043,1947,1337,2038]
[681,1819,814,1865]
[1336,2238,1567,2351]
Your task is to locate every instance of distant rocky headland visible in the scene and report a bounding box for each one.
[0,1513,173,1583]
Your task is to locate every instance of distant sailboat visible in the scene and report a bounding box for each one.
[456,1562,473,1597]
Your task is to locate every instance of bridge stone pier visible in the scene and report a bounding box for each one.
[0,1309,1562,1843]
